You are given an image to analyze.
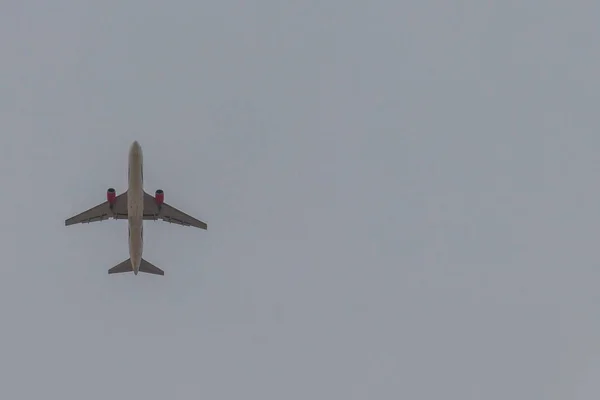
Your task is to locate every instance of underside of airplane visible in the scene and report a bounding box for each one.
[65,141,207,277]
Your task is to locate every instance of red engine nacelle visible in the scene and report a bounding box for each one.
[155,189,164,206]
[107,188,117,205]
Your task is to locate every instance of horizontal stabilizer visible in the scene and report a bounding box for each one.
[108,259,133,274]
[108,258,164,276]
[139,258,164,276]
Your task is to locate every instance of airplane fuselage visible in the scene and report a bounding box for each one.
[127,141,144,274]
[64,140,207,276]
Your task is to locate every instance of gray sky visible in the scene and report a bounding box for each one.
[1,1,600,398]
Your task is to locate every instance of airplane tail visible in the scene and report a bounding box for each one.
[108,258,165,276]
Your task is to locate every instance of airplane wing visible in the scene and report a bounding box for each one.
[143,192,208,229]
[65,192,128,226]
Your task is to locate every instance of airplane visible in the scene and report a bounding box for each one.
[65,141,207,276]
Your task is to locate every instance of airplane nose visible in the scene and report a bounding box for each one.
[130,141,141,155]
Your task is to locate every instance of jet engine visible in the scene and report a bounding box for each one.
[155,189,164,206]
[107,188,117,205]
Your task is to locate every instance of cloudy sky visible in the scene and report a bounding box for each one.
[2,1,600,398]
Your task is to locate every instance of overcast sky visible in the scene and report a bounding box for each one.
[1,1,600,399]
